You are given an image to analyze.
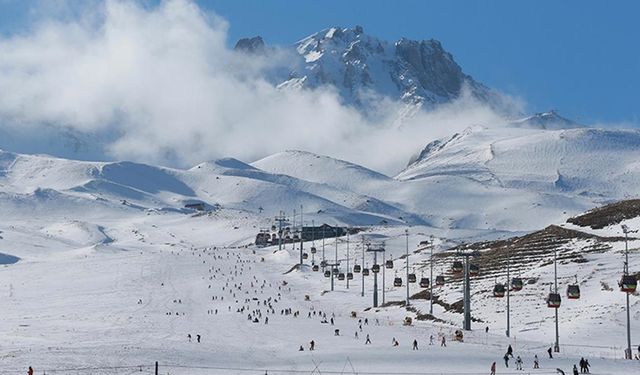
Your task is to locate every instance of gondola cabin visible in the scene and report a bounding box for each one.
[302,253,308,260]
[362,268,370,276]
[353,264,361,273]
[310,246,317,254]
[547,293,561,308]
[394,277,403,287]
[620,275,637,293]
[372,264,380,273]
[435,275,445,286]
[408,273,417,283]
[566,284,580,299]
[347,272,354,280]
[511,277,523,291]
[324,270,331,278]
[419,278,430,288]
[385,260,394,269]
[312,265,319,272]
[469,264,480,276]
[452,261,463,273]
[493,284,506,298]
[338,273,345,281]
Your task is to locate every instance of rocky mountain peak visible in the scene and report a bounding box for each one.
[234,36,266,53]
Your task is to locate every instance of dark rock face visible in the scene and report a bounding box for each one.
[234,36,266,53]
[394,38,466,98]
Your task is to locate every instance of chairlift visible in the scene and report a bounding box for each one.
[353,264,361,273]
[435,275,445,286]
[394,277,403,287]
[620,275,637,293]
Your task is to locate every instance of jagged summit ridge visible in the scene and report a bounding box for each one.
[278,26,497,111]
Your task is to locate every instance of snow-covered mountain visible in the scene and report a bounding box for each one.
[238,26,508,115]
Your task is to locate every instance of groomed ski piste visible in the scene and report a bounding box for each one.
[0,153,638,375]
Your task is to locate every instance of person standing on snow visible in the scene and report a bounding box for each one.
[573,364,579,375]
[533,354,539,369]
[504,353,510,368]
[412,339,418,350]
[547,347,553,359]
[490,362,496,375]
[28,367,34,375]
[441,336,446,347]
[515,356,523,370]
[365,334,371,344]
[507,344,514,357]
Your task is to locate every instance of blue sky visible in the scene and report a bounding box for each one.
[1,0,638,124]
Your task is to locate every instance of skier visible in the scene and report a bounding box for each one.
[28,367,34,375]
[187,334,192,342]
[504,353,510,368]
[485,326,489,334]
[365,334,371,344]
[579,358,585,373]
[298,345,304,351]
[573,364,579,375]
[507,344,514,357]
[441,336,446,347]
[547,347,553,359]
[583,359,590,373]
[412,339,418,350]
[515,356,523,370]
[364,318,368,325]
[533,354,539,369]
[196,334,201,343]
[392,337,399,347]
[310,340,315,350]
[429,334,434,345]
[490,362,496,375]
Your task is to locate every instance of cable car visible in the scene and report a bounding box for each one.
[302,253,308,260]
[385,260,394,269]
[332,267,339,275]
[372,264,380,274]
[469,264,480,276]
[511,277,523,291]
[394,277,403,287]
[452,261,463,274]
[620,275,637,293]
[353,264,361,273]
[362,268,370,276]
[312,265,319,272]
[338,273,345,281]
[566,284,580,299]
[408,273,417,283]
[347,272,354,280]
[546,293,561,308]
[435,275,445,286]
[310,246,317,254]
[493,283,506,298]
[324,270,331,278]
[419,277,429,288]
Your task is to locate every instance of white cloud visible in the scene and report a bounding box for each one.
[0,0,514,174]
